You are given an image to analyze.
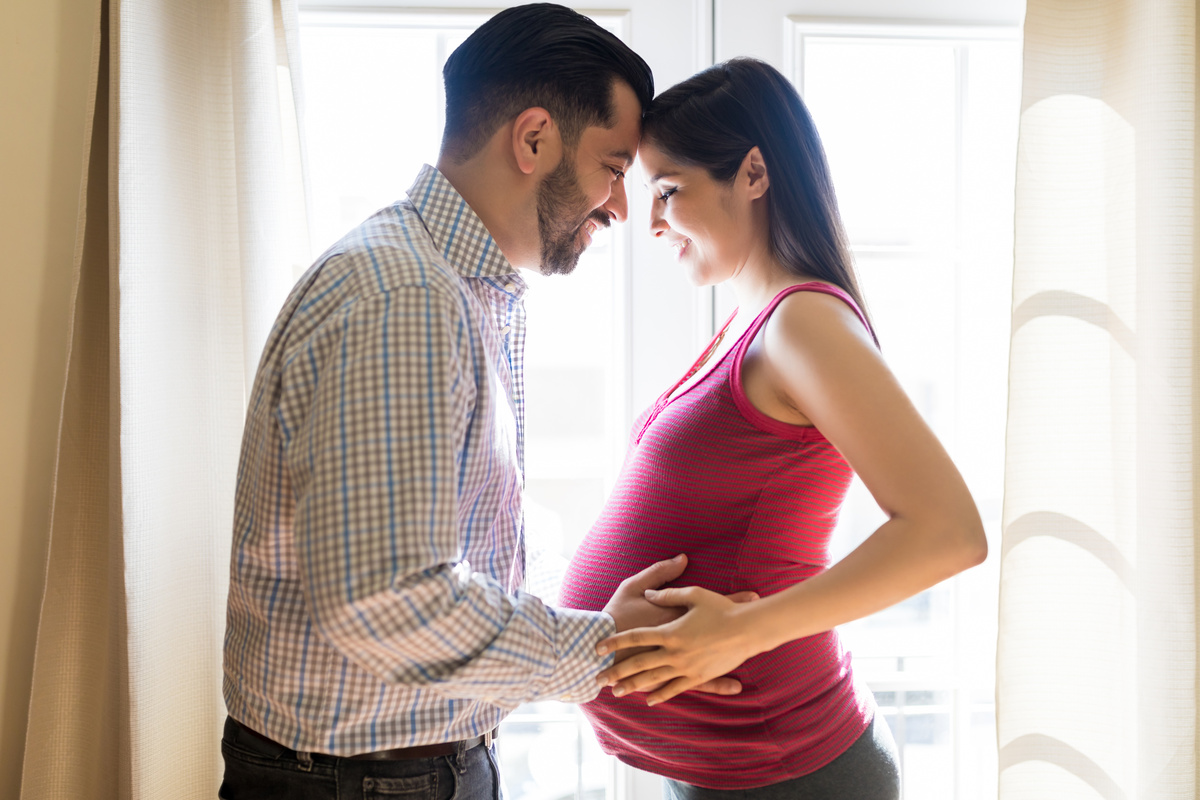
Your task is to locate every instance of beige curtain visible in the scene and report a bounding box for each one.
[997,1,1197,798]
[20,0,308,797]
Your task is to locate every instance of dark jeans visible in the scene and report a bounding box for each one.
[219,717,502,800]
[663,713,900,800]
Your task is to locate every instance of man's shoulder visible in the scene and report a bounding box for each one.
[268,204,471,360]
[330,200,463,299]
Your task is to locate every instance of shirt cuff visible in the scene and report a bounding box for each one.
[542,608,617,703]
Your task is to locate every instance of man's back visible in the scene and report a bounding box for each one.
[223,166,610,756]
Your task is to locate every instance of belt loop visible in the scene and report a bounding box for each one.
[296,751,313,772]
[452,745,467,773]
[484,728,494,748]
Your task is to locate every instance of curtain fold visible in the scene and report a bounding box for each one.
[997,1,1197,798]
[20,4,129,798]
[21,1,308,797]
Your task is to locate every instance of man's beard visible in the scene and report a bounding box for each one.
[536,155,610,276]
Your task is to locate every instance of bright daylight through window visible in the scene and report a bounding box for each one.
[297,7,1020,799]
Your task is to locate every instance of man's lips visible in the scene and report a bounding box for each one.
[579,214,610,245]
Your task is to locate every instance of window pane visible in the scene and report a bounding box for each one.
[496,702,609,800]
[300,21,468,254]
[797,28,1020,800]
[876,690,954,799]
[802,39,957,251]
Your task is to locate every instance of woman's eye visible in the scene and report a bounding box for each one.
[658,187,678,203]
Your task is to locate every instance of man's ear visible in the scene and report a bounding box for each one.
[742,146,770,200]
[511,107,558,175]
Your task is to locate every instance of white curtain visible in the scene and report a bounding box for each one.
[997,1,1196,798]
[20,0,308,797]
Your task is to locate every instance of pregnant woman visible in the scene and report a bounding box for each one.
[559,59,987,799]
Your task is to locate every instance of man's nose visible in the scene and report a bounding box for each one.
[603,177,628,223]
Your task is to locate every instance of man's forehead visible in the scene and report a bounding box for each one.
[580,122,640,167]
[577,82,642,163]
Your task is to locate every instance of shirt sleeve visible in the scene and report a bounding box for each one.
[286,283,613,707]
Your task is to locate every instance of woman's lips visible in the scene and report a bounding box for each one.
[673,238,691,259]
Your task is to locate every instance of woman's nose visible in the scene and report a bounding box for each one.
[649,206,669,237]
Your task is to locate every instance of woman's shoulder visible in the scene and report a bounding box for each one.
[765,282,875,353]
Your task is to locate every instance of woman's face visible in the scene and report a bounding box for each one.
[638,141,757,287]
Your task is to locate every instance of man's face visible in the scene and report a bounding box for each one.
[535,81,642,275]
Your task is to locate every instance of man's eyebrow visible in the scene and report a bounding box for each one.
[608,150,635,169]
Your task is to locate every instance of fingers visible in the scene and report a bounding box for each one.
[596,646,666,685]
[691,677,743,696]
[610,666,676,697]
[620,554,687,592]
[645,585,755,608]
[646,676,696,706]
[642,587,696,608]
[596,627,667,657]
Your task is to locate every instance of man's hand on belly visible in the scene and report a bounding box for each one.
[600,554,757,698]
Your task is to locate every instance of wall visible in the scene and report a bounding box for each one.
[0,0,96,795]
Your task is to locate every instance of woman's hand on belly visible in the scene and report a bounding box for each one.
[595,584,767,706]
[599,555,758,698]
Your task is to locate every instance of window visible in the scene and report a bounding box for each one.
[793,22,1021,800]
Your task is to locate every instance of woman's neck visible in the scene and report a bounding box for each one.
[724,248,813,320]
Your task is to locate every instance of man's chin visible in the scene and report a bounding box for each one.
[538,254,583,276]
[538,240,589,276]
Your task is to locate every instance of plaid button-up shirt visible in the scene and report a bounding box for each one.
[223,165,614,756]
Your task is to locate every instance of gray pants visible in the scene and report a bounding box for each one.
[663,714,900,800]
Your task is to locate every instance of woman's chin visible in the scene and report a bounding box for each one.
[683,262,722,288]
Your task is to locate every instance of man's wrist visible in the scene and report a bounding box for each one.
[545,608,615,702]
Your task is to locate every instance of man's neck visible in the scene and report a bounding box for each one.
[436,148,540,271]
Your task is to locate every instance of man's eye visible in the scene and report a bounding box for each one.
[610,167,626,180]
[658,187,678,203]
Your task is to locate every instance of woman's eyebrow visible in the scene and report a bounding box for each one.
[648,171,679,183]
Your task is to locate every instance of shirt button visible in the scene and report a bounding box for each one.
[504,282,517,293]
[499,325,511,336]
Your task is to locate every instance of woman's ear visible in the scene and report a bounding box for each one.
[742,146,770,200]
[511,107,559,175]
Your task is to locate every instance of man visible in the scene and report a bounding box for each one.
[219,5,740,798]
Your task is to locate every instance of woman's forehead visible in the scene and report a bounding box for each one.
[637,143,684,182]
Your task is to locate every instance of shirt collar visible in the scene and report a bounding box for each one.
[407,164,526,297]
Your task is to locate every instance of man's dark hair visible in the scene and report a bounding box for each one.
[441,4,654,161]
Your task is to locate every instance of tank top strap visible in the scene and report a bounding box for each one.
[725,282,879,440]
[735,281,878,359]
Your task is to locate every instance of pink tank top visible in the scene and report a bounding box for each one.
[559,283,875,790]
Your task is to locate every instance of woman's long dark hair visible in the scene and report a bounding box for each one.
[643,58,870,324]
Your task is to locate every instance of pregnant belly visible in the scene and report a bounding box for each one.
[559,516,827,613]
[557,521,765,613]
[558,529,663,611]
